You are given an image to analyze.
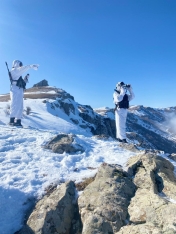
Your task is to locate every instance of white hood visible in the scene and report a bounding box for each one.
[12,60,22,68]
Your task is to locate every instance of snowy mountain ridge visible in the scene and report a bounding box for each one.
[1,85,176,153]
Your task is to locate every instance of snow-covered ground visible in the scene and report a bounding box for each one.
[0,98,136,234]
[0,98,175,234]
[0,126,137,234]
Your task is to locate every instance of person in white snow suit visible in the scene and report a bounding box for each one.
[9,60,39,127]
[113,81,135,143]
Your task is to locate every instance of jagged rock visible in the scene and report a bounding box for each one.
[33,79,49,87]
[118,153,176,233]
[59,101,76,115]
[43,134,84,154]
[78,163,136,233]
[19,181,78,234]
[127,153,176,199]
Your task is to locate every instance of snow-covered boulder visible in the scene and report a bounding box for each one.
[43,134,85,154]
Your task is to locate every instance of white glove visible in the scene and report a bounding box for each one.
[128,86,133,94]
[31,64,39,70]
[24,74,30,83]
[126,85,131,90]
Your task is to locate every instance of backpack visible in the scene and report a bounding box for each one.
[16,76,26,89]
[117,93,129,109]
[114,89,129,109]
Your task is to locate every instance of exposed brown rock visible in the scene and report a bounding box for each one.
[19,181,79,234]
[78,163,136,233]
[127,153,176,199]
[117,153,176,233]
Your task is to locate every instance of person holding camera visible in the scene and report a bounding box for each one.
[8,60,39,127]
[113,81,135,143]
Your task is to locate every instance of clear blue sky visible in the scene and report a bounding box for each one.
[0,0,176,108]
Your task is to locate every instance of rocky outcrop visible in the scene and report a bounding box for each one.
[19,181,81,234]
[54,98,116,138]
[33,80,49,87]
[117,153,176,233]
[127,153,176,199]
[18,154,176,234]
[59,101,76,116]
[43,134,84,154]
[78,163,136,233]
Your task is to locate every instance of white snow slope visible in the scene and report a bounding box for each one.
[0,97,175,234]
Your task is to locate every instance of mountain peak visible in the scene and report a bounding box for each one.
[33,79,49,87]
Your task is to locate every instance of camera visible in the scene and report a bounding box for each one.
[123,84,130,88]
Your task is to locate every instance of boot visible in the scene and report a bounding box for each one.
[13,119,23,127]
[9,117,15,126]
[122,139,128,143]
[116,138,122,142]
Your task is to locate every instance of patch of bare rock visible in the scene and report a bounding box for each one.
[17,153,176,234]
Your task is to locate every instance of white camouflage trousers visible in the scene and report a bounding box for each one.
[10,85,24,119]
[115,108,128,140]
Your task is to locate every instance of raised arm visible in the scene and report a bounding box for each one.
[10,64,39,80]
[127,86,135,101]
[113,87,126,103]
